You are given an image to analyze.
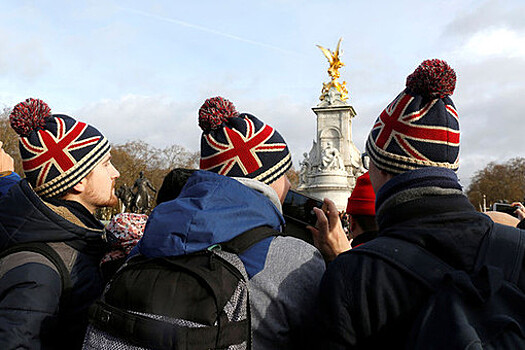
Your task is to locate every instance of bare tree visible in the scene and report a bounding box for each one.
[286,166,300,190]
[466,157,525,210]
[0,107,23,174]
[161,144,199,170]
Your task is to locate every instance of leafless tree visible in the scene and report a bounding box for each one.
[466,157,525,210]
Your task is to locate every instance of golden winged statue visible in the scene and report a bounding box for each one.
[317,38,348,102]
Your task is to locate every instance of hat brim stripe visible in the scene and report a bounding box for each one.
[254,153,292,185]
[366,137,459,174]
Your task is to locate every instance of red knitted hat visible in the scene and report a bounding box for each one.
[346,172,376,216]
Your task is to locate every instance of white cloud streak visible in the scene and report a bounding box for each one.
[117,6,305,57]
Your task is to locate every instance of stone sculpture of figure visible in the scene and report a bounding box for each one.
[299,152,311,186]
[131,171,157,214]
[321,142,345,172]
[309,141,319,165]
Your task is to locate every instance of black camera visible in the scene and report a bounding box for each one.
[283,190,324,227]
[492,203,519,218]
[282,190,324,244]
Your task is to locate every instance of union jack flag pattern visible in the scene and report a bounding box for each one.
[366,59,460,174]
[200,112,291,185]
[18,113,110,198]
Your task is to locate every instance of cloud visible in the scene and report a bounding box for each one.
[75,95,202,151]
[116,6,305,57]
[0,30,50,80]
[444,0,525,39]
[454,28,525,61]
[438,1,525,189]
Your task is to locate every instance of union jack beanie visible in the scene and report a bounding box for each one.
[366,59,459,174]
[198,97,292,185]
[9,98,110,198]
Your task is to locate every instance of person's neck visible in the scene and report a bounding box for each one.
[60,193,96,214]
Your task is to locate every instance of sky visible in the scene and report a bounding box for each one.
[1,0,524,189]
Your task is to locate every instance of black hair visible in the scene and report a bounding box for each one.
[156,168,197,205]
[351,214,378,233]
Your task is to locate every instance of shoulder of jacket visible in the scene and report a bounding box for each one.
[267,236,325,271]
[0,243,78,279]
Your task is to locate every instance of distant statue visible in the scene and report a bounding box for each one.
[116,184,134,213]
[299,152,312,186]
[131,171,157,214]
[321,142,345,171]
[317,38,348,103]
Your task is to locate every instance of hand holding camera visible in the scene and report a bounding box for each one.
[511,202,525,221]
[493,203,522,218]
[309,198,351,264]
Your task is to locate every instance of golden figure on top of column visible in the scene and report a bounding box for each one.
[317,38,348,103]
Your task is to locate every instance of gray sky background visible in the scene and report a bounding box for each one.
[1,0,524,189]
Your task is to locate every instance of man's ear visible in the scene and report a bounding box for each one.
[350,216,357,233]
[71,177,87,194]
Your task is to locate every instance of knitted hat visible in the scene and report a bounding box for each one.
[198,97,292,185]
[366,59,459,174]
[9,98,110,198]
[346,172,375,216]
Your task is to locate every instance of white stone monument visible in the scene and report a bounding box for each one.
[298,38,365,210]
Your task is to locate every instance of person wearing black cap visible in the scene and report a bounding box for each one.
[0,98,119,349]
[312,60,525,348]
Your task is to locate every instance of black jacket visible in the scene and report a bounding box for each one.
[315,168,525,349]
[0,180,107,349]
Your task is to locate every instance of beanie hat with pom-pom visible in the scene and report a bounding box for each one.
[366,59,459,174]
[10,98,110,198]
[198,96,291,185]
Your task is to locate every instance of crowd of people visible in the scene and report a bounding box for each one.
[0,59,524,349]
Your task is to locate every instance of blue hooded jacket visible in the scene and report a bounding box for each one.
[0,171,21,197]
[135,170,285,277]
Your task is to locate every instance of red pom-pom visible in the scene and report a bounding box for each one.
[10,98,51,136]
[406,59,456,98]
[198,96,239,132]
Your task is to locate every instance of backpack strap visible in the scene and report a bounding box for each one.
[476,224,525,283]
[220,225,281,254]
[353,224,525,291]
[352,237,454,291]
[0,242,73,303]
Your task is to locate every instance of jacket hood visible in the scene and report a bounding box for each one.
[136,170,285,258]
[0,179,104,250]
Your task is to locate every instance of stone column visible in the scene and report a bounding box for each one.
[298,89,364,210]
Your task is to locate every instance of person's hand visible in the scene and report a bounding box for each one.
[485,211,520,227]
[512,202,525,221]
[0,142,14,173]
[308,198,351,263]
